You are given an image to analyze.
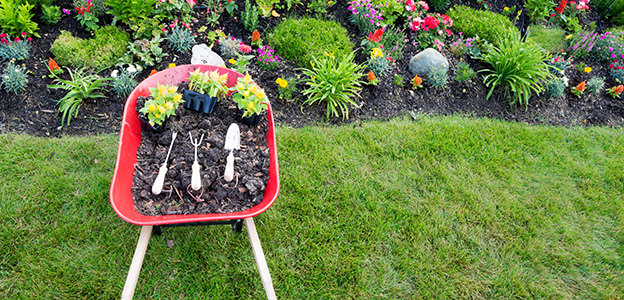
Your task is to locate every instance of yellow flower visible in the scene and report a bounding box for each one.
[255,89,266,100]
[147,104,156,113]
[247,102,255,110]
[371,48,383,59]
[164,102,174,110]
[250,84,259,95]
[584,66,592,73]
[157,85,166,96]
[173,94,182,103]
[229,58,236,65]
[167,85,177,94]
[154,113,160,119]
[503,6,509,11]
[276,78,288,88]
[168,63,176,68]
[157,105,166,113]
[565,34,573,40]
[244,74,252,83]
[323,51,334,58]
[219,73,228,84]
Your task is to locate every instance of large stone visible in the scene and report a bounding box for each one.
[190,44,225,66]
[408,48,449,78]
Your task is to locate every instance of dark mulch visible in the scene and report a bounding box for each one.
[1,0,623,138]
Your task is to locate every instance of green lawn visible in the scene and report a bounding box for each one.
[1,115,623,299]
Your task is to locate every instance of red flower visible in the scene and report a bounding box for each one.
[0,33,6,38]
[251,30,260,42]
[367,28,384,42]
[555,0,568,14]
[14,37,20,42]
[422,16,439,31]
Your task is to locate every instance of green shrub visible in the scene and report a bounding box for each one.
[241,0,258,32]
[105,0,156,26]
[546,78,566,99]
[50,26,130,71]
[587,77,605,94]
[446,5,519,47]
[428,0,450,12]
[481,36,554,107]
[120,35,167,68]
[527,25,567,53]
[0,0,39,38]
[1,61,28,94]
[524,0,552,22]
[0,36,30,61]
[41,4,62,25]
[454,61,476,82]
[112,70,137,97]
[298,52,364,120]
[269,18,354,68]
[594,0,624,25]
[74,0,106,17]
[426,66,448,90]
[166,26,195,53]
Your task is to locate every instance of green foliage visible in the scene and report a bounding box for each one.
[524,0,552,21]
[269,18,354,68]
[454,61,476,82]
[282,0,302,11]
[428,0,450,12]
[105,0,156,27]
[111,70,137,97]
[393,74,405,87]
[587,76,605,94]
[139,84,183,126]
[47,68,110,126]
[527,25,567,53]
[0,0,39,38]
[188,69,229,98]
[367,56,391,77]
[230,75,269,117]
[298,52,364,120]
[241,0,259,32]
[50,26,130,71]
[256,0,279,17]
[205,0,224,26]
[308,0,333,15]
[565,31,599,60]
[426,66,448,90]
[593,0,624,25]
[128,18,162,40]
[381,26,406,61]
[122,35,167,68]
[276,76,299,101]
[41,4,62,25]
[546,77,566,99]
[219,36,242,59]
[481,36,554,108]
[0,37,30,61]
[1,61,28,93]
[154,0,194,23]
[166,26,195,53]
[74,0,106,16]
[446,5,519,47]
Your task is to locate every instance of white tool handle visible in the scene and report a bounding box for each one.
[191,160,201,190]
[224,151,235,182]
[151,164,168,195]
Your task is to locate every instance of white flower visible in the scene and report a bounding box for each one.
[126,65,137,74]
[110,70,119,78]
[562,75,569,87]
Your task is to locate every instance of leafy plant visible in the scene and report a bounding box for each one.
[128,17,162,40]
[0,0,39,38]
[41,4,62,25]
[230,74,269,117]
[121,35,167,68]
[426,66,448,90]
[394,74,405,87]
[0,34,30,61]
[256,45,281,70]
[154,0,194,23]
[47,68,110,126]
[446,5,519,47]
[524,0,552,21]
[219,36,242,59]
[224,0,237,15]
[50,26,130,70]
[367,48,391,77]
[256,0,279,17]
[1,61,28,94]
[593,0,624,25]
[111,69,137,97]
[308,0,334,16]
[241,0,258,32]
[454,61,476,82]
[298,52,364,120]
[428,0,450,12]
[166,26,195,53]
[607,84,623,98]
[227,53,254,73]
[348,0,384,33]
[566,31,599,59]
[546,77,566,99]
[480,36,554,107]
[205,0,224,26]
[105,0,156,27]
[269,18,354,68]
[381,26,406,61]
[282,0,302,11]
[75,0,100,32]
[139,84,184,126]
[587,76,605,94]
[275,76,299,101]
[74,0,106,17]
[187,69,229,98]
[546,56,571,75]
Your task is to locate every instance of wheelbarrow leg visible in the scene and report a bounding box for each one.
[245,218,277,300]
[122,225,152,300]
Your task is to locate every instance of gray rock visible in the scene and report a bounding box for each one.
[190,44,225,66]
[408,48,449,78]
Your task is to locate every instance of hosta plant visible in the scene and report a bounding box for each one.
[47,68,110,126]
[480,36,554,107]
[298,51,364,120]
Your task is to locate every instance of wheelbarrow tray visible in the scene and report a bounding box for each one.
[109,65,280,226]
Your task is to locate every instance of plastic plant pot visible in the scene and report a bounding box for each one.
[109,65,280,226]
[240,111,264,126]
[183,89,218,114]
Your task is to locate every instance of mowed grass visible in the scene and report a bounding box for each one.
[0,115,623,299]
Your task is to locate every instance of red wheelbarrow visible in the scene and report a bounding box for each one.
[109,65,279,299]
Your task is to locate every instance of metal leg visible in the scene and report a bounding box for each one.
[122,226,152,300]
[232,219,244,232]
[245,218,277,300]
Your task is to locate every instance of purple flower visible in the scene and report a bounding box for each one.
[62,8,71,14]
[609,47,614,52]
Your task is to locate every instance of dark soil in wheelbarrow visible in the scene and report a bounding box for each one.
[132,94,269,216]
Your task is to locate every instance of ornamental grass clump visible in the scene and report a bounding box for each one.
[298,51,364,120]
[139,84,184,126]
[480,36,554,108]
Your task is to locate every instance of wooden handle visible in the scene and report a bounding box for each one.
[191,161,201,191]
[245,218,277,300]
[122,226,152,300]
[224,151,234,182]
[151,164,168,195]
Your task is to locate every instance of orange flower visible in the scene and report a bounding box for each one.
[367,70,376,82]
[615,85,623,94]
[413,75,422,87]
[251,30,260,42]
[149,69,158,76]
[48,57,59,72]
[576,80,586,92]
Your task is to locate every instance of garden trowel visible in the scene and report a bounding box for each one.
[224,123,240,182]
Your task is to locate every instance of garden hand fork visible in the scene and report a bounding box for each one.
[189,132,204,191]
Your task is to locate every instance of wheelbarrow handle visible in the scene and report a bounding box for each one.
[122,226,152,300]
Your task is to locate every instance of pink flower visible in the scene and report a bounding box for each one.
[422,16,439,31]
[27,37,32,41]
[21,32,27,36]
[0,33,6,38]
[14,37,20,42]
